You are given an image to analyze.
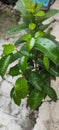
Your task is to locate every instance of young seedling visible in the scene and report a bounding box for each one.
[0,0,59,110]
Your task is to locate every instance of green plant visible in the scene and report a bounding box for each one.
[0,0,59,109]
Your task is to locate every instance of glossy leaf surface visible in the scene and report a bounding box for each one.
[18,56,28,72]
[35,38,59,64]
[15,77,28,98]
[34,31,44,38]
[26,37,35,51]
[28,71,44,91]
[0,55,11,77]
[28,89,45,109]
[29,23,36,30]
[44,85,57,102]
[12,89,21,106]
[38,59,59,77]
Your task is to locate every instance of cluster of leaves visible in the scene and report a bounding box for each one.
[0,0,59,109]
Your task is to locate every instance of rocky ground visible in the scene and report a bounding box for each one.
[0,0,59,130]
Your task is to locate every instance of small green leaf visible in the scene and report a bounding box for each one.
[28,89,45,109]
[29,23,36,30]
[34,11,45,17]
[34,31,44,38]
[0,55,11,77]
[26,37,35,51]
[20,33,31,41]
[9,64,20,76]
[15,33,31,46]
[15,77,28,98]
[43,56,49,70]
[3,44,15,56]
[44,85,57,102]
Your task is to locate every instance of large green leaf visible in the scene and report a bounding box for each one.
[35,38,59,64]
[18,56,28,72]
[16,0,27,14]
[39,70,51,81]
[13,92,21,106]
[38,59,59,77]
[40,9,59,21]
[0,55,11,77]
[48,62,59,77]
[8,23,27,34]
[28,71,44,91]
[44,85,57,102]
[10,88,21,106]
[28,89,45,109]
[15,77,28,98]
[43,33,59,48]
